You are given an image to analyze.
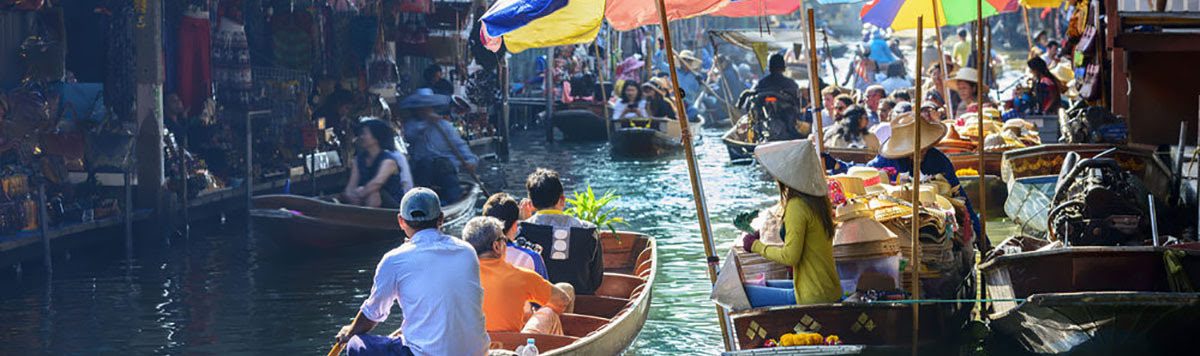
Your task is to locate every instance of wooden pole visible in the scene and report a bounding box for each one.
[976,0,988,249]
[546,47,556,142]
[593,40,613,140]
[806,9,827,161]
[930,0,954,120]
[911,18,924,356]
[38,184,51,271]
[500,54,512,161]
[1022,6,1035,59]
[652,0,729,350]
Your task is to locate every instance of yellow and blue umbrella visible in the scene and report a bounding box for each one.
[481,0,730,53]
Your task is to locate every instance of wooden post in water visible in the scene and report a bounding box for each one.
[652,0,730,350]
[500,54,512,161]
[911,17,925,356]
[976,0,988,249]
[38,184,51,271]
[930,0,955,120]
[593,40,613,140]
[806,9,827,160]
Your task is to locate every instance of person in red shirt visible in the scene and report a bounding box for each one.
[461,217,575,334]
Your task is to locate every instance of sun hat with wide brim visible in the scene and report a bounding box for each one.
[881,112,948,159]
[946,67,983,89]
[848,166,889,194]
[754,139,827,197]
[398,88,451,109]
[677,50,703,69]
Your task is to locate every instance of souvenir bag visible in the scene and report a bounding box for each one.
[395,0,432,13]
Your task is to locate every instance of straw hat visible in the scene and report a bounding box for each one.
[953,112,1002,140]
[398,88,451,109]
[835,200,873,222]
[981,108,1002,121]
[946,67,982,88]
[640,81,664,95]
[832,174,866,198]
[754,139,827,197]
[891,185,954,213]
[847,167,889,194]
[677,50,703,70]
[1003,118,1034,131]
[833,218,901,260]
[880,112,948,159]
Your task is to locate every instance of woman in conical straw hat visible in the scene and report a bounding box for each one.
[740,139,843,307]
[823,112,982,247]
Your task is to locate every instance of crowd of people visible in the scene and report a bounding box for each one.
[334,168,605,356]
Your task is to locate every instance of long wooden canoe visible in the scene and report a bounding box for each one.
[488,231,656,355]
[980,244,1200,355]
[553,107,608,142]
[722,125,877,165]
[248,182,480,249]
[610,117,702,157]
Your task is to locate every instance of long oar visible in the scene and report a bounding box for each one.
[930,0,955,120]
[911,17,925,356]
[652,0,729,350]
[431,123,492,197]
[976,0,988,251]
[326,313,361,356]
[1022,6,1035,59]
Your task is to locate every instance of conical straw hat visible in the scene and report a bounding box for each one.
[881,112,947,159]
[754,139,827,197]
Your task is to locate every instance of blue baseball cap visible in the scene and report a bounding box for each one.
[400,188,442,222]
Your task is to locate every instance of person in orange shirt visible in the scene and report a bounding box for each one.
[460,217,575,334]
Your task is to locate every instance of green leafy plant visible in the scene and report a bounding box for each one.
[565,185,629,240]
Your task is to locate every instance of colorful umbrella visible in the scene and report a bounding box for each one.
[710,0,799,18]
[861,0,1006,31]
[481,0,730,53]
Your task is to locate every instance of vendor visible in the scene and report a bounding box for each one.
[402,88,478,204]
[740,139,843,307]
[947,67,988,115]
[343,118,413,208]
[826,113,983,246]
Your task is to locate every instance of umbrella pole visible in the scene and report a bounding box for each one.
[652,0,730,351]
[977,0,988,250]
[1022,6,1035,59]
[806,9,827,164]
[911,18,925,356]
[594,40,613,140]
[930,0,954,120]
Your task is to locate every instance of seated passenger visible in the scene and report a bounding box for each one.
[822,105,881,152]
[342,118,413,208]
[741,140,843,307]
[462,217,575,334]
[483,193,549,279]
[517,168,605,294]
[611,80,648,121]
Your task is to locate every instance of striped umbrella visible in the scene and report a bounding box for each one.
[860,0,1006,30]
[481,0,730,53]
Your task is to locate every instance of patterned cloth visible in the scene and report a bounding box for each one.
[212,18,252,110]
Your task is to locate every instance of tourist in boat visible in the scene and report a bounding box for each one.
[462,216,576,334]
[879,62,913,94]
[864,85,887,126]
[826,113,983,243]
[642,80,676,120]
[517,168,605,294]
[611,80,647,121]
[753,54,802,110]
[948,67,987,115]
[952,28,972,68]
[740,139,842,306]
[343,118,413,208]
[334,188,489,356]
[1027,57,1064,115]
[824,105,881,152]
[923,62,959,111]
[401,88,478,205]
[871,98,897,143]
[1041,40,1061,67]
[483,193,549,279]
[819,86,842,128]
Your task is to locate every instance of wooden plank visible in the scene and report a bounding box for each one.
[1121,11,1200,27]
[1114,32,1200,51]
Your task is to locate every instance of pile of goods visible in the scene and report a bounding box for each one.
[762,332,842,348]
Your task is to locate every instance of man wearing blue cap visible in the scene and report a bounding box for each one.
[334,188,489,356]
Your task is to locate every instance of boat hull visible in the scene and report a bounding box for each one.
[553,109,608,141]
[611,128,664,157]
[249,182,479,249]
[981,246,1200,355]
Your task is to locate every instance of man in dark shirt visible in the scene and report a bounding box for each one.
[423,64,454,96]
[753,53,802,107]
[753,53,803,141]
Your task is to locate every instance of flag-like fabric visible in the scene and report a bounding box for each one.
[481,0,605,53]
[861,0,1006,31]
[604,0,730,31]
[710,0,799,18]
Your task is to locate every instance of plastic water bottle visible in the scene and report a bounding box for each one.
[515,338,539,356]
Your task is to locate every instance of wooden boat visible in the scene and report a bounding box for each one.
[553,102,609,141]
[947,151,1003,176]
[610,117,702,157]
[1000,144,1169,237]
[488,231,656,355]
[248,182,480,249]
[722,125,877,164]
[723,248,975,354]
[980,241,1200,355]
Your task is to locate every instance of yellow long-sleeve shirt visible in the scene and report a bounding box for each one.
[751,197,843,304]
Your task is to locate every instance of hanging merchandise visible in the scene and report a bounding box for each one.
[213,17,254,110]
[395,0,431,13]
[271,8,315,71]
[395,13,428,57]
[106,3,136,121]
[178,14,212,117]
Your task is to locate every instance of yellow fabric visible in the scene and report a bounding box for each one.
[502,0,605,53]
[752,42,770,72]
[536,209,567,216]
[952,40,972,67]
[1020,0,1064,8]
[751,197,842,304]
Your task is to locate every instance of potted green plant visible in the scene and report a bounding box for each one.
[565,185,629,242]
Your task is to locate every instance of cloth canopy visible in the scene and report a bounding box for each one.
[709,29,810,51]
[711,0,800,18]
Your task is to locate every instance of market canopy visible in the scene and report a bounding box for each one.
[860,0,1006,31]
[481,0,731,53]
[711,0,800,18]
[709,29,810,50]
